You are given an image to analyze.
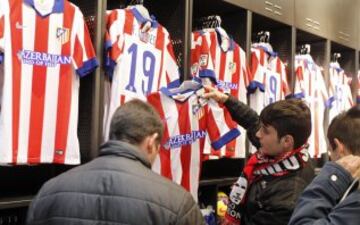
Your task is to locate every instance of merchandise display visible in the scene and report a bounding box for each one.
[294,53,328,158]
[0,0,98,164]
[1,1,360,223]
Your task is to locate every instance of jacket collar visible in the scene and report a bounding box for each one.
[99,140,151,168]
[24,0,64,17]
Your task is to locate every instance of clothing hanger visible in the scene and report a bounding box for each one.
[254,31,274,54]
[127,0,151,20]
[128,0,144,5]
[332,53,341,63]
[300,44,311,55]
[257,31,270,43]
[195,15,222,30]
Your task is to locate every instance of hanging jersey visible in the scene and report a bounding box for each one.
[328,62,354,121]
[249,45,290,114]
[0,0,98,165]
[294,55,328,158]
[147,81,240,200]
[248,45,290,153]
[191,28,249,158]
[103,7,180,140]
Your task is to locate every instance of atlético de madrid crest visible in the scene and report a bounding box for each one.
[56,27,70,44]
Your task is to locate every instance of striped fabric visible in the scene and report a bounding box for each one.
[0,0,98,165]
[148,81,240,201]
[103,7,180,141]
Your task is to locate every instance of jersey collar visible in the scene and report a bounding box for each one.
[252,42,278,57]
[160,80,203,102]
[215,27,235,52]
[131,7,158,29]
[24,0,64,17]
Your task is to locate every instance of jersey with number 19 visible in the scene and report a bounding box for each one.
[104,8,180,140]
[0,0,98,164]
[249,45,290,114]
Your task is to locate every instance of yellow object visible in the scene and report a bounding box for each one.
[217,200,227,217]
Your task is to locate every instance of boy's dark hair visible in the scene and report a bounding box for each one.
[327,105,360,155]
[260,99,311,149]
[109,99,163,145]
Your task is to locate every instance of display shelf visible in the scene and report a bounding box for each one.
[0,196,33,210]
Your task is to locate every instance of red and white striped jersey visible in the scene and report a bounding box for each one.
[147,81,240,200]
[294,55,328,158]
[328,62,354,122]
[0,0,98,165]
[249,44,290,114]
[191,28,249,158]
[103,7,180,140]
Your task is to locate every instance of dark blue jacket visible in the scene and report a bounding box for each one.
[288,162,360,225]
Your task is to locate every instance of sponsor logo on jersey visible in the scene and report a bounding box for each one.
[18,50,71,67]
[164,130,207,149]
[216,80,238,90]
[56,27,70,44]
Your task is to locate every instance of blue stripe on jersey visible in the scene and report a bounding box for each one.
[198,69,217,84]
[76,57,99,78]
[211,128,241,150]
[247,80,265,93]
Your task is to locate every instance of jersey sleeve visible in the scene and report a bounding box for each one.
[72,9,99,77]
[293,65,305,99]
[206,100,240,150]
[104,9,126,78]
[248,49,265,94]
[163,35,180,88]
[191,32,216,83]
[277,59,291,98]
[344,75,354,108]
[315,68,329,106]
[0,12,5,63]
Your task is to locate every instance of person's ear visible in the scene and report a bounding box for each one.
[146,133,159,153]
[282,135,294,149]
[334,138,348,157]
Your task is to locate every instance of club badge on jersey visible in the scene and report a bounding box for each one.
[56,27,70,44]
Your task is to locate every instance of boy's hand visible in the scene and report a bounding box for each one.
[202,85,229,104]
